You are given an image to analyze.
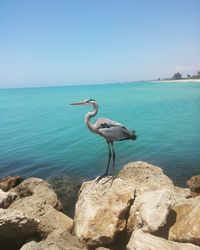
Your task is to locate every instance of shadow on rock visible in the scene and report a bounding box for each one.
[153,209,177,239]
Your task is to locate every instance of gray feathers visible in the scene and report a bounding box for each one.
[93,118,136,141]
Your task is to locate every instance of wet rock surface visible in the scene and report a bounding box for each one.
[0,176,23,192]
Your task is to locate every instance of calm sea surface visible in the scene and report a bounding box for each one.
[0,82,200,186]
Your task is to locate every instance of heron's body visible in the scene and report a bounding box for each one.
[91,117,135,142]
[70,99,137,178]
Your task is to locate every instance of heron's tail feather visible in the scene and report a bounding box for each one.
[116,129,137,141]
[130,130,137,140]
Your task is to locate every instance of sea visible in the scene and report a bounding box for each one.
[0,82,200,188]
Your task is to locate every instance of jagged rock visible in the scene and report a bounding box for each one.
[73,177,135,246]
[127,229,200,250]
[0,208,39,250]
[127,189,174,234]
[11,177,62,210]
[0,176,23,191]
[118,161,174,192]
[187,175,200,193]
[20,229,87,250]
[10,196,73,237]
[0,189,17,208]
[169,197,200,245]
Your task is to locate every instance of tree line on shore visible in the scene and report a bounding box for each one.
[156,69,200,81]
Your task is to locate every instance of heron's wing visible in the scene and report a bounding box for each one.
[95,118,134,141]
[95,118,124,129]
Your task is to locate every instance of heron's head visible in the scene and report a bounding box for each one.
[70,99,98,106]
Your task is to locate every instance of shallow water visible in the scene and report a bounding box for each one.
[0,82,200,186]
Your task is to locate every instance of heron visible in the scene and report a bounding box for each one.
[70,99,137,180]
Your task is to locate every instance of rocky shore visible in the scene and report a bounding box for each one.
[0,161,200,250]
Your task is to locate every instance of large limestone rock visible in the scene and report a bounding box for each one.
[0,176,23,191]
[127,230,200,250]
[10,177,72,237]
[0,208,39,250]
[0,189,17,208]
[73,177,135,246]
[20,229,87,250]
[118,161,174,192]
[187,175,200,193]
[119,162,191,202]
[10,196,73,237]
[11,177,62,210]
[169,197,200,245]
[127,189,174,234]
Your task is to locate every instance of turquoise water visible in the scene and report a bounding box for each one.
[0,82,200,186]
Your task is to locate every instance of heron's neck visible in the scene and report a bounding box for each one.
[85,103,98,132]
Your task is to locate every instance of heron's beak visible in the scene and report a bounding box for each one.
[70,101,85,106]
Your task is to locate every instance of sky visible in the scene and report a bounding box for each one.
[0,0,200,88]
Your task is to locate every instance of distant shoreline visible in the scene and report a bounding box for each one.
[153,79,200,83]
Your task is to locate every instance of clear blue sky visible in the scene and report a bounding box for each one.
[0,0,199,88]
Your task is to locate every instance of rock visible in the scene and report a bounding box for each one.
[0,189,17,208]
[10,196,73,237]
[11,177,62,210]
[173,186,191,201]
[73,177,135,246]
[127,229,200,250]
[0,176,23,191]
[95,248,110,250]
[127,189,174,234]
[187,175,200,193]
[10,177,72,237]
[118,161,174,192]
[20,229,87,250]
[169,197,200,245]
[0,208,39,250]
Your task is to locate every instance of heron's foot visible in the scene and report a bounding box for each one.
[95,173,108,183]
[95,174,115,185]
[101,175,115,186]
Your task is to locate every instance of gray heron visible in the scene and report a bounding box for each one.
[70,99,137,179]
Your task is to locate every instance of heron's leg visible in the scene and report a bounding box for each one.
[105,141,112,176]
[95,141,112,183]
[111,142,116,178]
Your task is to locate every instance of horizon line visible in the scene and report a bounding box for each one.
[0,80,148,90]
